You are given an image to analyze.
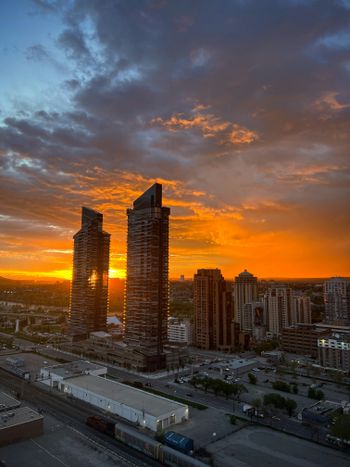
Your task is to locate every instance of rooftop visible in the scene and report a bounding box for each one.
[89,331,112,339]
[65,375,187,417]
[306,400,341,415]
[0,407,43,430]
[213,358,257,369]
[0,392,21,412]
[42,360,106,378]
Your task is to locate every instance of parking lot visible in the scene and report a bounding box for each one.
[208,425,350,467]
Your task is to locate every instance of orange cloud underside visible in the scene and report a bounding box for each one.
[0,172,350,279]
[0,171,349,281]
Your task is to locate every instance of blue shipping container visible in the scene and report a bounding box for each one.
[163,431,194,454]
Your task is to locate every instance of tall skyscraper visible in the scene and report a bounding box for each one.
[124,183,170,371]
[292,295,311,324]
[233,269,258,330]
[68,207,110,340]
[264,287,292,336]
[324,277,350,324]
[194,269,233,351]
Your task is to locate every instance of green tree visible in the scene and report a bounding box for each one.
[251,398,262,410]
[248,373,257,384]
[285,398,297,416]
[331,415,350,441]
[308,388,324,400]
[272,381,291,393]
[222,382,235,400]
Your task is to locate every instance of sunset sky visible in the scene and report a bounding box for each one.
[0,0,349,281]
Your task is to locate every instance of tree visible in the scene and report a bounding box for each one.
[272,381,291,393]
[308,388,324,400]
[285,398,297,417]
[331,415,350,441]
[235,383,248,400]
[222,382,235,400]
[248,373,257,384]
[251,398,262,410]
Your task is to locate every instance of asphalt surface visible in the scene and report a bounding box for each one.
[0,368,160,467]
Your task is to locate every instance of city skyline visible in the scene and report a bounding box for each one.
[1,1,350,280]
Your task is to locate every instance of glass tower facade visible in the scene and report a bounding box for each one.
[68,207,110,340]
[124,183,170,370]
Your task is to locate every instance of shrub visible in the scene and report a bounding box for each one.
[248,373,257,384]
[271,381,291,393]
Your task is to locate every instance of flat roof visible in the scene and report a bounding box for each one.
[0,407,43,429]
[214,359,257,369]
[65,375,187,417]
[0,392,21,412]
[43,360,106,378]
[307,400,341,414]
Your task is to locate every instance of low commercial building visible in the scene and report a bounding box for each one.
[0,407,43,446]
[59,375,189,432]
[0,392,21,412]
[299,400,341,426]
[40,360,107,387]
[211,358,258,375]
[281,324,330,358]
[318,333,350,374]
[63,338,188,373]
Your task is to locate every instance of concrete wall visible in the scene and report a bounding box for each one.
[0,418,43,447]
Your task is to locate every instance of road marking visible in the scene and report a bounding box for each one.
[31,439,70,467]
[68,426,139,467]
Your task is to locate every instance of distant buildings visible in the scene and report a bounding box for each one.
[123,183,170,371]
[281,324,329,358]
[168,318,193,345]
[264,287,292,336]
[262,287,311,337]
[324,277,350,324]
[233,270,258,331]
[68,207,110,340]
[194,269,233,351]
[242,301,266,339]
[292,295,312,324]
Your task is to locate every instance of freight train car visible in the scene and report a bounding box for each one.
[86,415,207,467]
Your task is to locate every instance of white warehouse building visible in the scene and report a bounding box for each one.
[40,360,107,387]
[58,374,189,432]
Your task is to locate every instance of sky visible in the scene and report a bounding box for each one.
[0,0,349,281]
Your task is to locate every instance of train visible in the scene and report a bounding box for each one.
[86,415,207,467]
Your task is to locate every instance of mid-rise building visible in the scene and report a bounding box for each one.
[68,207,110,340]
[318,333,350,374]
[168,318,193,345]
[292,295,312,324]
[324,277,350,324]
[233,270,258,331]
[264,287,292,336]
[123,183,170,371]
[281,324,330,358]
[194,269,233,351]
[242,301,265,335]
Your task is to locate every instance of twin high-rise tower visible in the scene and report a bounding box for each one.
[68,184,170,370]
[123,183,170,370]
[68,207,110,340]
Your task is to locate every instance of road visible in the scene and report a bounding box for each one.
[0,368,160,467]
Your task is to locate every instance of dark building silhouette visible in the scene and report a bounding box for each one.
[124,183,170,371]
[68,207,110,340]
[194,269,233,351]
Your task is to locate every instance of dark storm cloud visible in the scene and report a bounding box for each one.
[1,0,350,277]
